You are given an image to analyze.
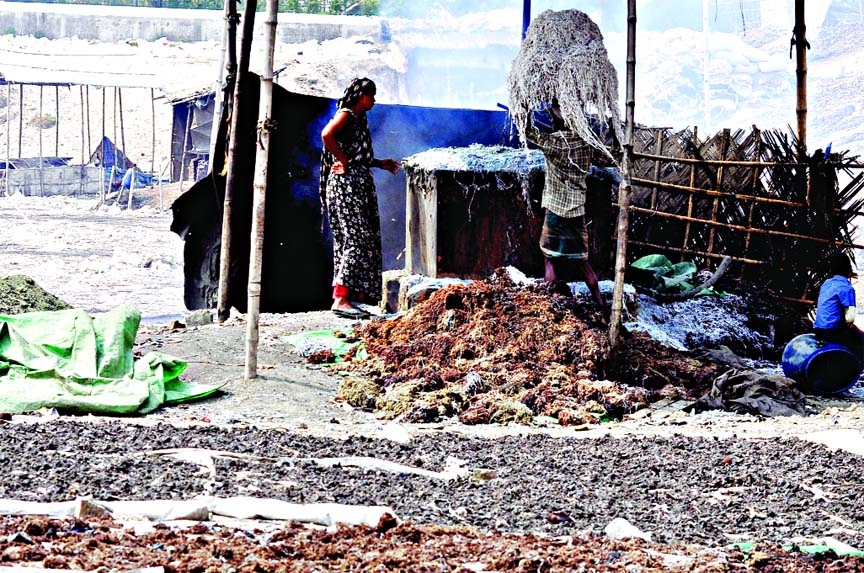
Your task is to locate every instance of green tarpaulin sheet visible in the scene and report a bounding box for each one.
[631,254,723,296]
[0,305,224,414]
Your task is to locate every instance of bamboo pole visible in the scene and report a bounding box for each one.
[150,88,156,176]
[629,239,764,265]
[633,151,805,168]
[101,87,106,203]
[218,0,257,323]
[628,205,864,248]
[649,130,662,210]
[38,86,44,197]
[245,0,278,380]
[85,86,91,157]
[54,85,59,157]
[682,127,699,250]
[743,128,762,256]
[119,87,126,171]
[127,165,136,210]
[630,176,859,213]
[702,0,711,130]
[112,87,118,191]
[794,0,808,160]
[17,84,22,157]
[4,83,9,197]
[209,0,237,164]
[706,129,730,253]
[79,85,85,197]
[609,0,636,347]
[630,177,807,208]
[178,103,192,194]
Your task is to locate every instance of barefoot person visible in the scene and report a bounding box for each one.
[320,78,400,319]
[525,103,615,309]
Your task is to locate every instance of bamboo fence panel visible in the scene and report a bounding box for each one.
[623,125,864,302]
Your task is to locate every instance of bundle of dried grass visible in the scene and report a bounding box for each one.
[507,9,622,161]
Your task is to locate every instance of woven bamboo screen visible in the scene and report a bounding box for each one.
[624,125,864,302]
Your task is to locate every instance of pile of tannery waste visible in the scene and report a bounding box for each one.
[330,269,778,426]
[0,275,71,315]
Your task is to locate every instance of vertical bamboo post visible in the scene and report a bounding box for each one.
[38,86,44,197]
[100,87,106,203]
[178,103,192,194]
[245,0,278,380]
[209,0,237,164]
[17,84,22,157]
[4,83,9,196]
[85,86,91,157]
[743,127,762,258]
[112,87,119,191]
[79,85,85,196]
[682,126,699,251]
[702,0,711,131]
[218,0,257,323]
[521,0,531,39]
[54,85,59,157]
[706,128,730,254]
[609,0,637,348]
[649,130,663,209]
[127,165,136,210]
[150,88,156,176]
[159,161,167,212]
[794,0,807,161]
[119,87,127,172]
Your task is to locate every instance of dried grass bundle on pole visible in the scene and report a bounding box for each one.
[507,9,622,161]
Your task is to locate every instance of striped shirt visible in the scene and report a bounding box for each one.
[526,123,611,218]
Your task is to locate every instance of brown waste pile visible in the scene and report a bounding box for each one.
[337,270,725,425]
[1,515,860,572]
[0,275,71,315]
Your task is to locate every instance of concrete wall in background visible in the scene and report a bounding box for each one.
[0,3,385,43]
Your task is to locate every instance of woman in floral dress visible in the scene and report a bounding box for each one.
[320,78,400,318]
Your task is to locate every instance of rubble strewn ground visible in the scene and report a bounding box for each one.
[4,196,864,571]
[4,514,864,572]
[1,420,864,571]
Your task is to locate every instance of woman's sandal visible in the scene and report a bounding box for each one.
[332,307,373,320]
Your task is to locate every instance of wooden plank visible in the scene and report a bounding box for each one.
[405,170,437,277]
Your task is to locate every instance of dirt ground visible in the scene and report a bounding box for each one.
[3,190,864,438]
[6,192,864,571]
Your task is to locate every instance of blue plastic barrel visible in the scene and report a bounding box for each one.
[781,333,862,394]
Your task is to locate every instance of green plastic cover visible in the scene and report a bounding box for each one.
[0,305,224,414]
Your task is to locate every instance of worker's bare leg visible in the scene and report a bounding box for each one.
[580,259,605,309]
[544,257,560,283]
[545,257,604,307]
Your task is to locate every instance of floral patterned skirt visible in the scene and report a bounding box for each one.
[325,168,382,303]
